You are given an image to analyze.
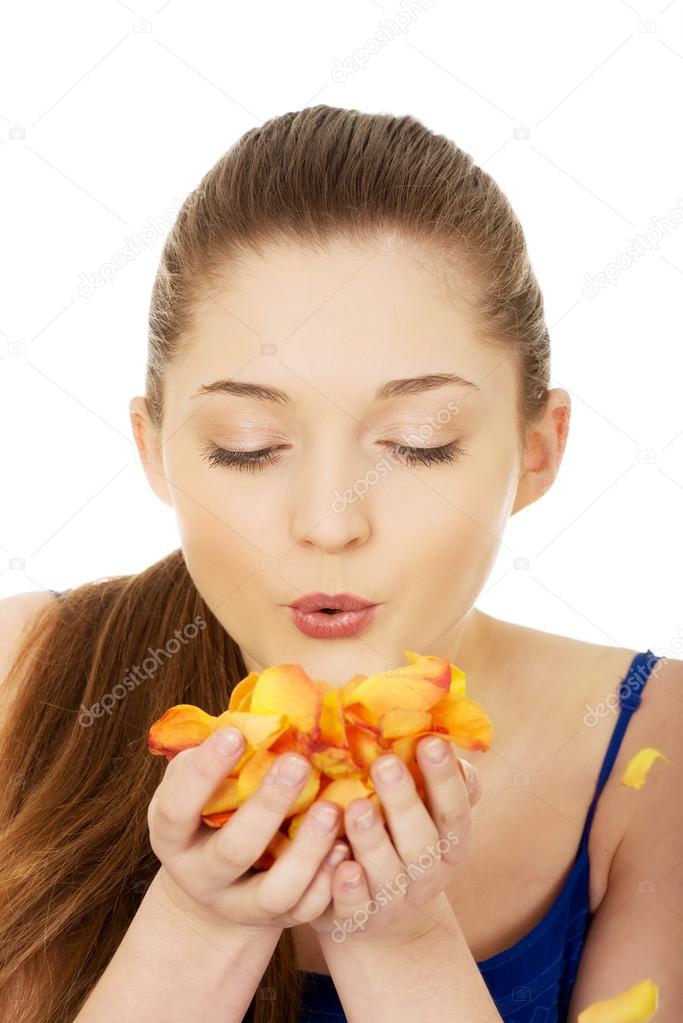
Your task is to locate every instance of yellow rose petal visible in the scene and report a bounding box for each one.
[578,978,658,1022]
[621,748,670,790]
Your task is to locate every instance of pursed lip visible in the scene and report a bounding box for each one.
[287,592,376,614]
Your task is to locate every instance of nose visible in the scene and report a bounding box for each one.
[289,451,372,553]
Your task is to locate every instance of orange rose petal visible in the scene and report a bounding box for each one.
[449,665,467,697]
[577,977,659,1022]
[319,687,347,746]
[391,730,436,763]
[249,664,323,734]
[237,749,278,802]
[379,708,432,740]
[340,673,368,707]
[201,809,234,828]
[431,693,494,751]
[621,748,670,790]
[347,653,451,718]
[215,709,288,750]
[288,764,322,815]
[346,723,385,770]
[252,851,274,870]
[311,746,362,778]
[201,775,241,815]
[287,811,306,841]
[400,650,453,693]
[147,704,216,756]
[227,671,260,712]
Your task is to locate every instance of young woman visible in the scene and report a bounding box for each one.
[0,104,680,1023]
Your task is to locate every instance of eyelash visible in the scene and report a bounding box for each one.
[200,440,468,474]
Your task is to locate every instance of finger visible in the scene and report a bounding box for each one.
[343,795,404,893]
[203,753,314,883]
[288,841,351,924]
[150,726,246,863]
[414,738,475,865]
[329,858,373,934]
[366,753,440,866]
[254,799,342,916]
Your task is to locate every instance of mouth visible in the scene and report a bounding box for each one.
[287,592,375,614]
[285,592,380,639]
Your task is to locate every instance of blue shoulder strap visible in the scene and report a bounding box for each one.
[578,649,661,848]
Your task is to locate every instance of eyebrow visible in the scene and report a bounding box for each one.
[191,372,482,405]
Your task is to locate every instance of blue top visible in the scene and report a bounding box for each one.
[289,649,660,1023]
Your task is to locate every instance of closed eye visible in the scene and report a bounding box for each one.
[199,441,468,473]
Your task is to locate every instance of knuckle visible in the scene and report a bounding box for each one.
[255,884,290,918]
[211,832,245,873]
[154,796,189,827]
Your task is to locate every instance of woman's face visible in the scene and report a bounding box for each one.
[131,236,568,688]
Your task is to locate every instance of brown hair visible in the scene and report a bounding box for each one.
[0,103,551,1023]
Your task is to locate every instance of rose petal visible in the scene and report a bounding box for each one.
[345,652,451,718]
[431,693,494,751]
[147,704,215,757]
[201,809,234,828]
[237,749,278,802]
[249,664,322,735]
[228,671,260,712]
[201,775,241,815]
[214,709,288,750]
[577,978,659,1022]
[310,746,362,778]
[319,686,347,747]
[379,708,432,740]
[621,748,670,790]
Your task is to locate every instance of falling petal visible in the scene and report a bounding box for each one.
[577,977,659,1022]
[621,748,670,790]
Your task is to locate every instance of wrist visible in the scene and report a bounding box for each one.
[147,868,282,959]
[318,892,461,960]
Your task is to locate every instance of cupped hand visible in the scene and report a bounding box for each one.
[307,735,481,949]
[147,726,352,936]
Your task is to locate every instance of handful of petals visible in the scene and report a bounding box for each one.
[147,650,493,870]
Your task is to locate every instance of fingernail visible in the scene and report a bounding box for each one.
[214,727,243,754]
[343,869,363,890]
[325,843,349,868]
[458,758,477,794]
[424,737,449,764]
[280,755,310,785]
[375,756,403,784]
[308,802,339,833]
[354,805,376,830]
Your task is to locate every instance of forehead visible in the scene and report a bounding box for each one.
[167,238,516,410]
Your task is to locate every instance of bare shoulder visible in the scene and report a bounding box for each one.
[0,590,58,688]
[499,619,678,877]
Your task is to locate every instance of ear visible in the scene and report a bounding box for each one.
[511,388,571,515]
[129,396,172,507]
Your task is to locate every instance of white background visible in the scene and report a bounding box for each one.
[1,0,682,660]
